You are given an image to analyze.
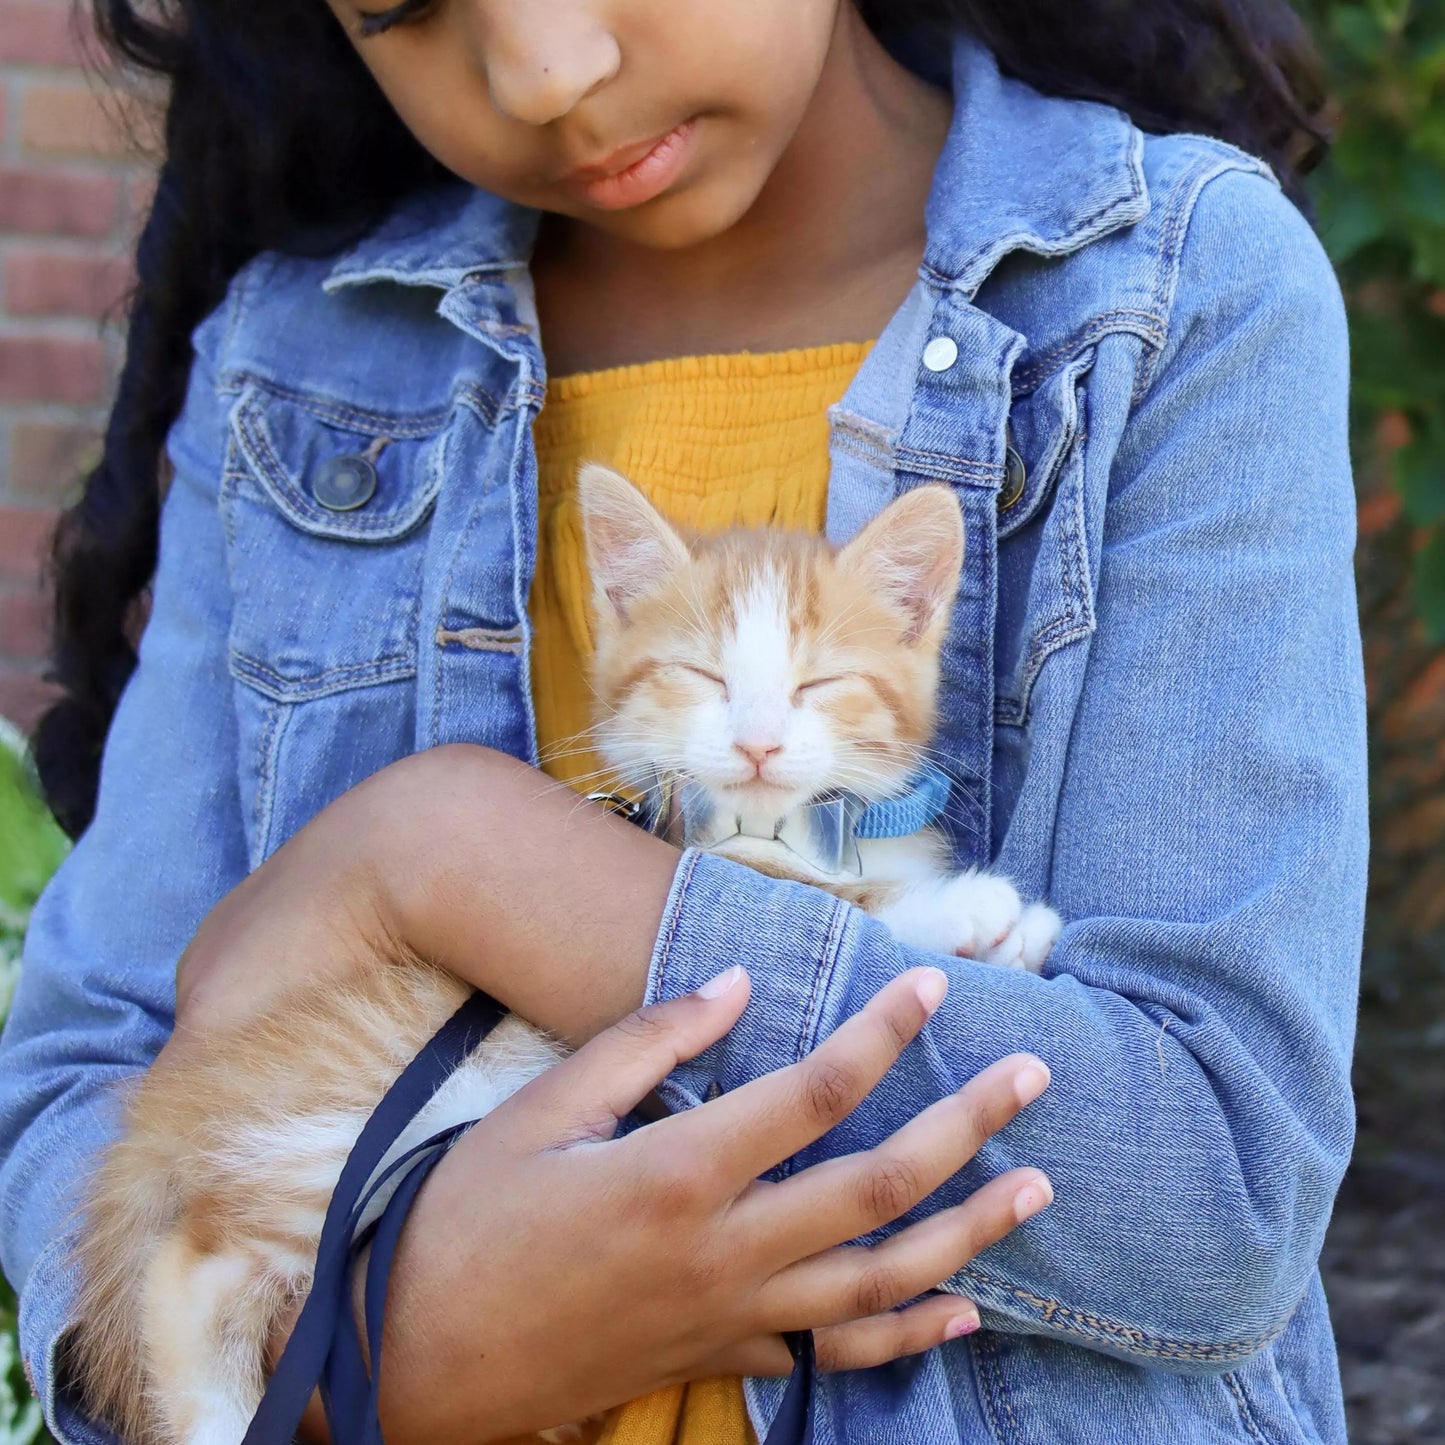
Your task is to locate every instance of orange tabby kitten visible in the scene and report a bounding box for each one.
[71,465,1059,1445]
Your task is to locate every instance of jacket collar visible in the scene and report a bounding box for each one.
[922,35,1147,294]
[323,33,1146,297]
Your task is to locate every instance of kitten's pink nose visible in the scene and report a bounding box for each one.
[735,740,783,771]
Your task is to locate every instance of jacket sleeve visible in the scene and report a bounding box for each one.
[0,300,250,1443]
[642,169,1367,1374]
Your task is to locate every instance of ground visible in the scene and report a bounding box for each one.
[1322,1002,1445,1444]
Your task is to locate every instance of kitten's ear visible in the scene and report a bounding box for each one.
[578,463,690,621]
[839,484,964,641]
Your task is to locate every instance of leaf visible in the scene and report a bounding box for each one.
[0,732,68,923]
[1395,437,1445,525]
[1316,177,1389,260]
[1400,153,1445,227]
[1331,3,1388,60]
[1415,527,1445,642]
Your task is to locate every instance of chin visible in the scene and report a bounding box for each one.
[617,175,765,251]
[708,777,810,815]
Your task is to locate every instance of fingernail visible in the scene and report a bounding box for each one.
[1013,1062,1050,1106]
[697,964,743,999]
[945,1312,980,1339]
[1013,1175,1054,1221]
[916,969,948,1015]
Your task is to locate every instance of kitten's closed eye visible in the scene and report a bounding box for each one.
[678,663,728,696]
[792,675,844,702]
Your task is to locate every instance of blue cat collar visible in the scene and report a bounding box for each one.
[593,764,951,878]
[853,764,952,839]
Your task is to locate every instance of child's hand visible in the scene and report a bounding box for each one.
[318,966,1051,1442]
[166,746,1052,1439]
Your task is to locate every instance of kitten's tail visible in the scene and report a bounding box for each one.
[70,1084,180,1445]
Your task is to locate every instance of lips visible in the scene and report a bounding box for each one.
[559,119,697,211]
[563,130,675,184]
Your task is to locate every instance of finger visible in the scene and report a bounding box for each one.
[742,1052,1050,1263]
[704,1294,984,1379]
[501,965,752,1145]
[763,1167,1053,1330]
[814,1293,982,1372]
[645,967,949,1189]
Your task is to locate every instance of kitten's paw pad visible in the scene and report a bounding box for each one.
[938,873,1022,958]
[983,902,1062,973]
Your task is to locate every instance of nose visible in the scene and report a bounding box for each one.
[482,3,621,126]
[734,740,783,771]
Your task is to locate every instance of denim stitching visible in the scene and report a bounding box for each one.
[971,1333,1017,1444]
[456,389,511,462]
[1225,1374,1266,1443]
[1225,1370,1282,1445]
[1132,156,1206,406]
[219,469,241,552]
[987,1332,1021,1437]
[956,1265,1286,1361]
[653,849,701,992]
[234,370,501,432]
[1012,310,1164,395]
[252,700,289,866]
[799,898,849,1062]
[434,627,524,655]
[995,379,1096,725]
[431,469,504,745]
[998,357,1091,545]
[930,160,1147,297]
[776,895,850,1183]
[831,429,893,469]
[1132,152,1266,409]
[229,651,415,703]
[227,373,461,435]
[236,397,441,542]
[1058,431,1092,631]
[893,447,1004,487]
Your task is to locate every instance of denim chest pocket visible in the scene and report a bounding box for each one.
[220,383,451,863]
[223,383,448,702]
[994,351,1096,727]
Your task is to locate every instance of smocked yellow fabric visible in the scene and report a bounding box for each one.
[523,342,869,1445]
[530,343,871,794]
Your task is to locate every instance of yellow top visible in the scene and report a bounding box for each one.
[525,341,871,1445]
[531,343,870,791]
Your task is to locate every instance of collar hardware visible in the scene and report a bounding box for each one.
[590,765,952,878]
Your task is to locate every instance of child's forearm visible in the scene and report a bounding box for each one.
[175,744,679,1045]
[343,744,681,1046]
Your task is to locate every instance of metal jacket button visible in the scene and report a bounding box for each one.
[312,454,378,511]
[999,442,1027,512]
[922,336,958,372]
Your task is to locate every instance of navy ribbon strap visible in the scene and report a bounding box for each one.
[243,989,815,1445]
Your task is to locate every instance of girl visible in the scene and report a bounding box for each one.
[0,2,1367,1444]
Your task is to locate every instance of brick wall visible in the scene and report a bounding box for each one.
[0,0,153,733]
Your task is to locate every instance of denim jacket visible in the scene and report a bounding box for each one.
[0,34,1367,1445]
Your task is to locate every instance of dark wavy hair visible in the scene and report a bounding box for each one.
[34,0,1328,838]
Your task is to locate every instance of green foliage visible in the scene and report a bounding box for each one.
[0,724,65,1445]
[0,726,69,1013]
[1305,0,1445,638]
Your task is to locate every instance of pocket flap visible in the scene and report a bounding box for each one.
[231,383,446,542]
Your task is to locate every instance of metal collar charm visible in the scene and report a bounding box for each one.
[589,765,952,878]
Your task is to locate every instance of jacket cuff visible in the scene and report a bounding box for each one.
[17,1232,118,1445]
[644,849,852,1131]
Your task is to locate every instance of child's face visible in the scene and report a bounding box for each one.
[328,0,845,249]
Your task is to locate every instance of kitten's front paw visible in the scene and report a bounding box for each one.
[982,902,1062,973]
[935,872,1023,959]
